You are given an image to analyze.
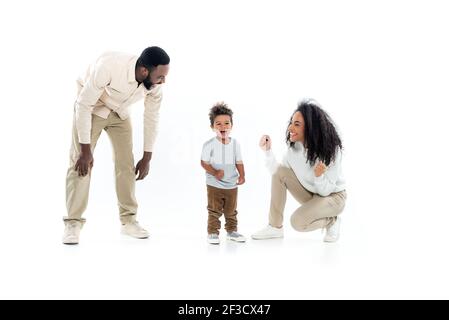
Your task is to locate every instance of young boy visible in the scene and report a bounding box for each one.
[201,102,246,244]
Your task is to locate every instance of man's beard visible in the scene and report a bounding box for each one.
[143,77,153,90]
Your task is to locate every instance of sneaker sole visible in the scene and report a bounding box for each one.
[227,237,246,242]
[251,235,283,240]
[121,231,149,239]
[323,236,339,243]
[63,240,79,245]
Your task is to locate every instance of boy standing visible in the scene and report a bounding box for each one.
[201,103,246,244]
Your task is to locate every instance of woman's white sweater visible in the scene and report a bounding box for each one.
[264,143,346,197]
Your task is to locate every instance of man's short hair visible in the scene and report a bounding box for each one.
[137,46,170,69]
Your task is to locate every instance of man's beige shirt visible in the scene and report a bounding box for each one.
[75,51,163,152]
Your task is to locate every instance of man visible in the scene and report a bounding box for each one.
[63,46,170,244]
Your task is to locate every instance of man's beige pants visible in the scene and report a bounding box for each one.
[65,112,137,225]
[270,166,346,231]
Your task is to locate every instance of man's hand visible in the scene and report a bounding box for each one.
[135,151,152,181]
[75,144,94,177]
[237,176,245,185]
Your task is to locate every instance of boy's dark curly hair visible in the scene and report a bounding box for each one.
[209,102,233,126]
[286,99,342,166]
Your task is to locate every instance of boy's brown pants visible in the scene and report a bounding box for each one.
[207,185,238,234]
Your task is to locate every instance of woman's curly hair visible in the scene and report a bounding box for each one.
[286,99,342,166]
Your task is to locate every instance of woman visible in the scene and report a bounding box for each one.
[252,99,346,242]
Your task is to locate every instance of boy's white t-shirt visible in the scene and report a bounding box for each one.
[201,137,243,189]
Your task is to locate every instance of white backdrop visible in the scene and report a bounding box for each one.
[0,0,448,299]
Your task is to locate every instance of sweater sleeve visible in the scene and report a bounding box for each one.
[264,149,291,174]
[313,150,342,196]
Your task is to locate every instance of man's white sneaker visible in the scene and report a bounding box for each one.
[251,225,284,240]
[121,221,149,239]
[207,233,220,244]
[324,217,341,243]
[63,220,82,245]
[227,231,246,242]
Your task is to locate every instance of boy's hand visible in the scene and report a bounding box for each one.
[314,161,327,177]
[259,135,272,151]
[214,170,224,180]
[237,176,245,185]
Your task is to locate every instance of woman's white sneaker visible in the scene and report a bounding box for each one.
[323,217,341,243]
[251,225,284,240]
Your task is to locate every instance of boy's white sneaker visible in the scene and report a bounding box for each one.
[324,217,341,243]
[227,231,246,242]
[121,221,149,239]
[63,220,82,245]
[207,233,220,244]
[251,225,284,240]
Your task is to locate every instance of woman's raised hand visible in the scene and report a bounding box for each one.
[259,135,272,151]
